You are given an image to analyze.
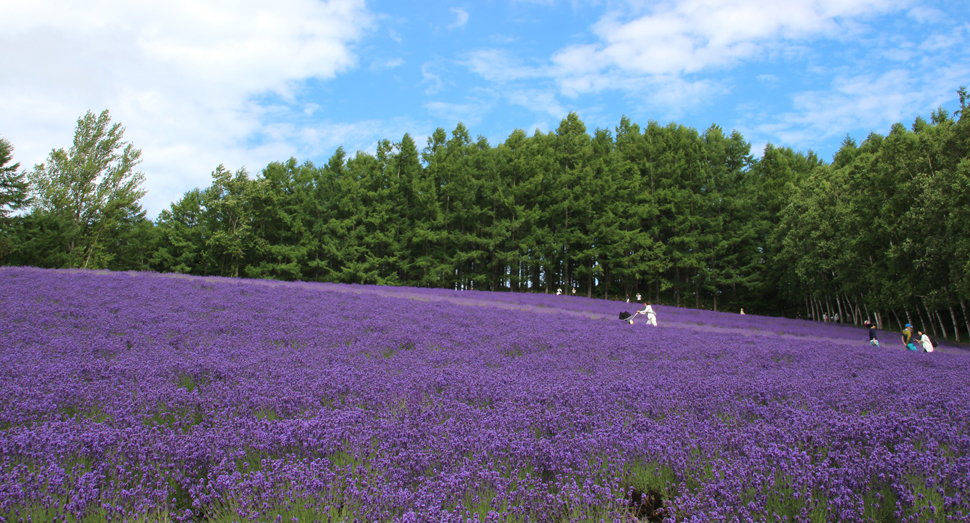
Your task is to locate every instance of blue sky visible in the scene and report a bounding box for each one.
[2,0,968,218]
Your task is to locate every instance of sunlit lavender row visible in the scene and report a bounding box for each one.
[1,267,969,522]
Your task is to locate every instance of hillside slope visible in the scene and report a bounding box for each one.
[1,267,969,522]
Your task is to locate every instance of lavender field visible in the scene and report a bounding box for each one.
[1,267,969,523]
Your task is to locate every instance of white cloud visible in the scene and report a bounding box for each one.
[0,0,373,217]
[907,6,946,23]
[460,0,911,121]
[552,0,906,82]
[424,100,491,127]
[449,8,470,29]
[464,49,546,82]
[371,57,406,70]
[261,116,427,159]
[455,0,934,145]
[506,89,568,118]
[489,34,519,44]
[421,62,447,95]
[747,64,970,151]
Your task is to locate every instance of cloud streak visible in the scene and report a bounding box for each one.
[449,8,470,29]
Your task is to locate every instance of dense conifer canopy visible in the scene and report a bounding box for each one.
[3,90,970,339]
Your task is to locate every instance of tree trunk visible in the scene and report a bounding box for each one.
[835,293,846,323]
[904,306,914,330]
[960,298,970,342]
[848,293,860,325]
[919,299,937,337]
[891,309,903,332]
[695,269,700,309]
[935,310,949,340]
[603,264,609,300]
[675,266,680,308]
[82,221,107,270]
[949,306,960,342]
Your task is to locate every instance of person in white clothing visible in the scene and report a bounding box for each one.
[919,331,934,353]
[639,301,657,326]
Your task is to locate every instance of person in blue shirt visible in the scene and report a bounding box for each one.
[901,324,919,351]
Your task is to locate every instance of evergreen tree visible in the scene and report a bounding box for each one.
[0,137,30,259]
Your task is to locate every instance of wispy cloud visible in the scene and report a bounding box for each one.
[424,100,490,127]
[421,62,447,94]
[746,63,970,153]
[464,0,912,99]
[463,49,546,82]
[552,0,907,81]
[907,5,947,23]
[371,57,405,70]
[459,0,933,148]
[505,88,567,118]
[449,8,470,29]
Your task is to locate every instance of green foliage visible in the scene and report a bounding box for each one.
[7,92,970,333]
[0,136,30,259]
[1,503,172,523]
[26,110,149,269]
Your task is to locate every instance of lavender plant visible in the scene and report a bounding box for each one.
[1,267,967,522]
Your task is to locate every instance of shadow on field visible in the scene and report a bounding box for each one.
[626,487,665,521]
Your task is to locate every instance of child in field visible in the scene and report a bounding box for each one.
[868,323,879,347]
[918,331,934,353]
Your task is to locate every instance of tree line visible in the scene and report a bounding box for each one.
[2,92,969,341]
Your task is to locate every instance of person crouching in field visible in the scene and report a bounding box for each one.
[918,331,935,353]
[869,323,879,347]
[901,324,920,351]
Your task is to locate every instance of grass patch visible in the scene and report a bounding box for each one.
[1,503,172,523]
[143,402,205,432]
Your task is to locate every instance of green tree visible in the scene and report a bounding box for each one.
[551,112,592,293]
[203,165,266,277]
[28,110,147,269]
[151,188,209,274]
[0,137,30,259]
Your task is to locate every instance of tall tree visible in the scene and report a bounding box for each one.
[152,189,209,275]
[28,110,147,269]
[552,112,592,293]
[0,137,30,259]
[203,165,265,278]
